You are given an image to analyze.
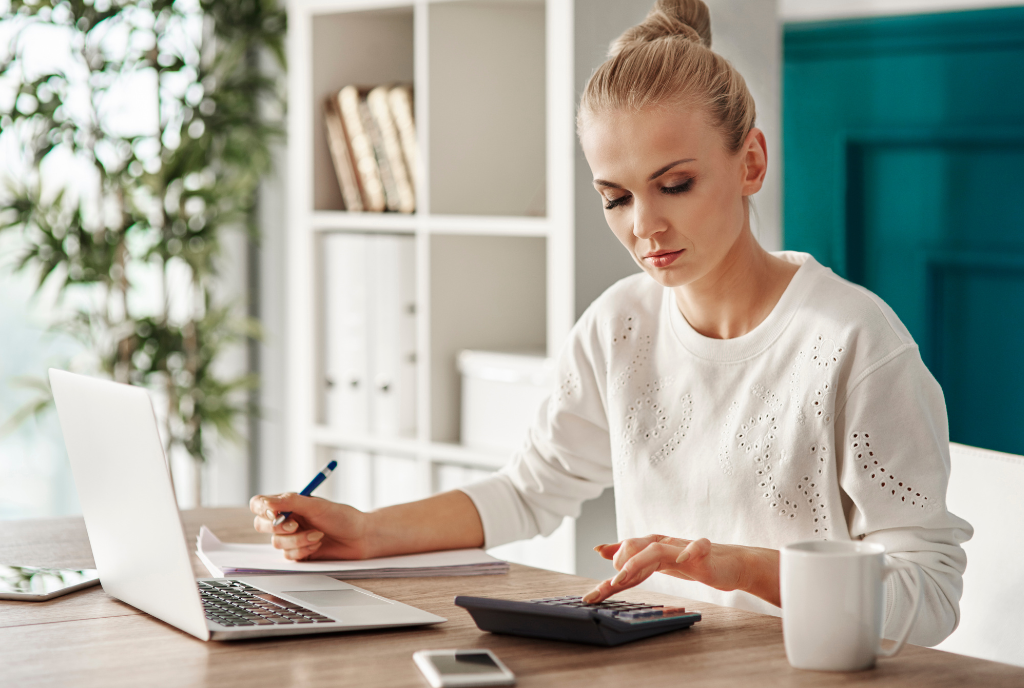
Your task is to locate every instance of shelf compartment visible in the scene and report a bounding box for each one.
[311,6,415,212]
[427,1,547,217]
[428,234,547,443]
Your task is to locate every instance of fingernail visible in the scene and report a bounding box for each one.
[265,509,275,520]
[611,569,628,586]
[582,591,599,603]
[284,521,297,532]
[676,551,690,564]
[308,531,324,543]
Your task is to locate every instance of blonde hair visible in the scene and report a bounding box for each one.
[578,0,756,154]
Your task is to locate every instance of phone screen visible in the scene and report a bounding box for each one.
[0,565,99,596]
[428,651,505,676]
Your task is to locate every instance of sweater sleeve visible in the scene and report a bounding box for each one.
[834,345,973,647]
[459,307,614,549]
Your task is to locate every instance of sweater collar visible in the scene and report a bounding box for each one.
[665,251,823,362]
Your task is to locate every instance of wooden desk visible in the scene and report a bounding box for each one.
[2,508,1020,687]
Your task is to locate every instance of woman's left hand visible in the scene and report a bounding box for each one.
[582,535,780,607]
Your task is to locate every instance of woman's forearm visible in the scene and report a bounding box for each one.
[741,546,781,607]
[363,489,485,559]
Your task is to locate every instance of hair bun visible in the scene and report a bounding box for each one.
[610,0,712,56]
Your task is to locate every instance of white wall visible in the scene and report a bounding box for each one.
[782,0,1023,22]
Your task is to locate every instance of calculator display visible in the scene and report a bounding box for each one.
[428,652,504,675]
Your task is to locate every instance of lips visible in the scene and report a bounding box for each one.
[643,249,684,268]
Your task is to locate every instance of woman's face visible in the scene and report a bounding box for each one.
[580,106,766,290]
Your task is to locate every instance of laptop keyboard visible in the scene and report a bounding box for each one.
[199,580,333,627]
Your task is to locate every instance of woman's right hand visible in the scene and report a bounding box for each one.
[249,493,371,561]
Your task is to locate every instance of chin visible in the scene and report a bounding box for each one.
[642,266,693,289]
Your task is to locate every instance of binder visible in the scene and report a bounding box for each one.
[368,234,416,438]
[323,234,370,434]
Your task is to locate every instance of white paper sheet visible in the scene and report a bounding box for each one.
[196,526,509,578]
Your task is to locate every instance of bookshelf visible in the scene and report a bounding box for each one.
[283,0,780,575]
[286,0,589,571]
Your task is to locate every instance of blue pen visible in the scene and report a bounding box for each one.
[271,459,338,526]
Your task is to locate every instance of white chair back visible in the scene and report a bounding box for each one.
[934,442,1024,667]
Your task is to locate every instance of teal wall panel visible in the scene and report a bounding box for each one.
[783,8,1024,455]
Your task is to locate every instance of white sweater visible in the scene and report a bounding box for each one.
[461,252,973,647]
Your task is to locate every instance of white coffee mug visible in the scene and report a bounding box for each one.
[780,540,923,671]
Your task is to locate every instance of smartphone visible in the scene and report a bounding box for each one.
[413,649,515,687]
[0,565,100,601]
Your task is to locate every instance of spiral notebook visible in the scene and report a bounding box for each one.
[196,527,509,579]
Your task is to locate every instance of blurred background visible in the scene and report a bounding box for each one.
[0,0,1021,581]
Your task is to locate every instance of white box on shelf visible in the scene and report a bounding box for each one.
[457,350,555,455]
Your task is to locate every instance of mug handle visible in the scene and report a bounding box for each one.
[878,559,924,658]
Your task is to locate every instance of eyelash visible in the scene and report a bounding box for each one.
[603,178,695,210]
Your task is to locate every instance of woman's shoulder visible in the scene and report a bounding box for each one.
[579,272,664,327]
[788,253,920,376]
[796,257,914,346]
[591,271,662,311]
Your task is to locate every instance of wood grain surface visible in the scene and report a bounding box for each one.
[1,507,1019,687]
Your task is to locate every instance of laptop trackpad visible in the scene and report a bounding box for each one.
[286,589,391,608]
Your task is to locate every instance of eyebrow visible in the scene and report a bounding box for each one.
[593,158,697,189]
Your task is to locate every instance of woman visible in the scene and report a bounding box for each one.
[251,0,971,646]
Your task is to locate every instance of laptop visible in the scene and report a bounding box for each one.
[48,369,446,641]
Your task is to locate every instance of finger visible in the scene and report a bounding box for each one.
[675,537,712,565]
[611,535,662,571]
[271,530,325,551]
[592,543,621,560]
[263,492,328,523]
[283,541,323,561]
[249,494,272,517]
[582,578,617,604]
[254,515,300,535]
[610,541,682,590]
[584,544,677,605]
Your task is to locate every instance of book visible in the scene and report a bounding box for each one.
[388,85,419,198]
[367,86,415,213]
[338,85,386,212]
[359,94,401,213]
[196,526,510,578]
[323,95,364,211]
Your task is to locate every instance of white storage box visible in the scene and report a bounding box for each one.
[457,350,555,455]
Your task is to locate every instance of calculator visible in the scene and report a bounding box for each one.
[454,595,701,646]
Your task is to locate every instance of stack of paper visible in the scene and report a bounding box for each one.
[196,527,509,579]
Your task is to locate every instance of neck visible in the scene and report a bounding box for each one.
[672,229,797,340]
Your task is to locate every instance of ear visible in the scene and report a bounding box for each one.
[739,127,768,196]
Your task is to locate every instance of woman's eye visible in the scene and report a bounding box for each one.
[662,178,695,195]
[604,194,631,210]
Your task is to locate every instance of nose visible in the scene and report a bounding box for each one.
[632,198,667,240]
